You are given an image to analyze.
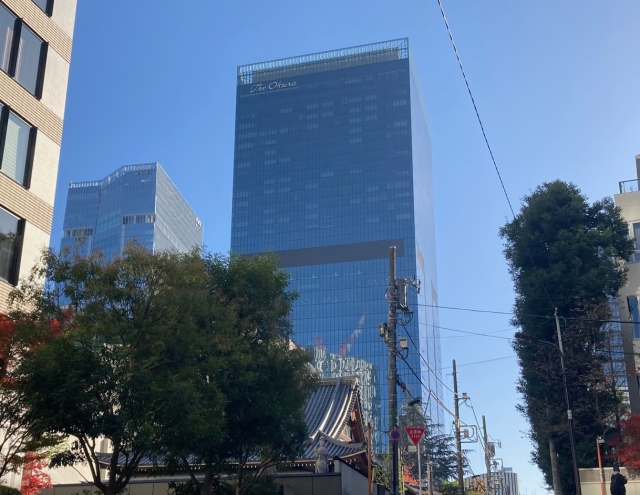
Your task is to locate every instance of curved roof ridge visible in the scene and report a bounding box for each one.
[307,377,343,441]
[325,380,356,438]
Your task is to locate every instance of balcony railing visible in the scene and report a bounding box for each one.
[619,179,640,193]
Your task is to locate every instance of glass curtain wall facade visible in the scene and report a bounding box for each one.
[61,162,203,258]
[231,39,442,450]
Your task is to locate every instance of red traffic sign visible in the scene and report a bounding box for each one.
[405,427,426,446]
[390,429,402,441]
[603,427,622,447]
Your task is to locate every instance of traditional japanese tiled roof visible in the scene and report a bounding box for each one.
[302,376,366,460]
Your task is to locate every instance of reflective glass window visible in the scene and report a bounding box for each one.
[0,5,14,73]
[1,110,32,185]
[31,0,50,13]
[15,25,43,95]
[633,223,640,251]
[0,206,19,283]
[628,296,640,338]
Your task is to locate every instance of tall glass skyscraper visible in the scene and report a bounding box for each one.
[230,39,442,448]
[61,162,202,259]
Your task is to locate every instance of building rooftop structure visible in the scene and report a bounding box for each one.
[237,38,409,84]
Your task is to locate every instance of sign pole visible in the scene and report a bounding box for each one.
[405,427,427,493]
[596,438,605,495]
[418,439,422,495]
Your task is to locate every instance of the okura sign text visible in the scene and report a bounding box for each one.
[250,81,297,93]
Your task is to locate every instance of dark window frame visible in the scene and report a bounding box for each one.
[0,105,37,189]
[0,207,24,286]
[1,7,47,99]
[31,0,54,16]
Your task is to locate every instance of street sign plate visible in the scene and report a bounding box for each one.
[390,429,402,441]
[405,427,426,446]
[603,427,622,447]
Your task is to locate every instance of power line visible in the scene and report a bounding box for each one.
[438,328,513,339]
[416,303,547,319]
[466,399,486,452]
[420,321,515,341]
[432,0,513,217]
[417,302,515,316]
[432,0,559,311]
[400,320,458,396]
[417,302,640,326]
[439,356,516,369]
[398,351,457,419]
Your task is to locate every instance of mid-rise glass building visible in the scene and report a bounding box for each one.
[60,162,202,258]
[230,39,442,449]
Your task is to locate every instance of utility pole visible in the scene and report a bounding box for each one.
[483,416,492,495]
[555,309,581,495]
[453,359,464,495]
[379,246,419,495]
[388,246,399,495]
[418,435,422,495]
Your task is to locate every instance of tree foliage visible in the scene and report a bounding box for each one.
[0,315,58,481]
[154,254,317,495]
[439,481,460,495]
[20,453,52,495]
[617,414,640,473]
[6,246,315,495]
[8,247,210,495]
[499,181,633,494]
[0,315,25,481]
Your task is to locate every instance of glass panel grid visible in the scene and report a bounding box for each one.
[231,46,441,451]
[61,163,203,260]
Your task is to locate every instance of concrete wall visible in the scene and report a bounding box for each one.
[580,467,640,495]
[335,458,369,495]
[40,473,346,495]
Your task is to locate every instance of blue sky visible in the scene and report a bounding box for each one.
[51,1,640,493]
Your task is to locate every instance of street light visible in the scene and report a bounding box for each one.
[514,308,582,495]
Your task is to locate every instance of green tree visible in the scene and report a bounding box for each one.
[156,254,317,495]
[440,481,460,495]
[8,246,213,495]
[8,248,315,495]
[499,181,633,494]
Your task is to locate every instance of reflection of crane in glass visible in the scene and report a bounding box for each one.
[339,310,369,357]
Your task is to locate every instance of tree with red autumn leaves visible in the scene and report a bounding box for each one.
[19,453,52,495]
[617,414,640,473]
[403,464,419,486]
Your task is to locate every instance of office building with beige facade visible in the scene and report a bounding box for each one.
[0,0,77,313]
